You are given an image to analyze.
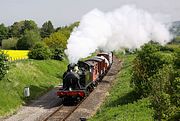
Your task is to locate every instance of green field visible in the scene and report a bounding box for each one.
[0,59,68,116]
[89,52,154,121]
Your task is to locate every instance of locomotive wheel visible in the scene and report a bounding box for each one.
[85,88,91,96]
[94,81,98,87]
[76,96,83,102]
[89,84,94,92]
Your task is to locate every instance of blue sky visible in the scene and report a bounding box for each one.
[1,0,180,27]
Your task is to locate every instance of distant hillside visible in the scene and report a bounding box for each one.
[170,21,180,36]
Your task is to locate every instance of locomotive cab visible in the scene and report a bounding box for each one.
[63,71,81,90]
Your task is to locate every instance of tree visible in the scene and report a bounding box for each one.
[28,42,52,60]
[43,31,67,50]
[0,24,9,45]
[9,20,39,38]
[150,65,176,120]
[40,21,54,38]
[131,43,180,120]
[56,21,79,32]
[55,21,80,39]
[9,21,24,38]
[16,30,41,50]
[21,20,39,34]
[43,31,68,61]
[2,38,18,49]
[68,21,80,32]
[131,43,161,96]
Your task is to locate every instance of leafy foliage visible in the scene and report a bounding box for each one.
[149,65,177,120]
[1,21,79,52]
[21,20,39,34]
[0,24,9,45]
[9,21,24,38]
[2,38,18,50]
[50,48,64,61]
[0,51,9,80]
[44,31,68,50]
[40,20,54,38]
[56,21,79,38]
[131,43,180,120]
[28,42,52,60]
[131,43,175,96]
[9,20,39,38]
[16,30,41,50]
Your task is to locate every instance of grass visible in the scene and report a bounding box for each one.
[0,59,68,116]
[89,52,154,121]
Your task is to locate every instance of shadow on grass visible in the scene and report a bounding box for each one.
[21,85,62,109]
[106,90,140,107]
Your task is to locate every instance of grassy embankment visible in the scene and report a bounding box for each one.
[0,59,68,116]
[89,52,154,121]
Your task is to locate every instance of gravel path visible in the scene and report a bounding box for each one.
[1,56,121,121]
[1,88,63,121]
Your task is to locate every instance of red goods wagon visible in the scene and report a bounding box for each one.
[87,57,105,77]
[85,60,99,82]
[97,52,113,67]
[97,54,109,71]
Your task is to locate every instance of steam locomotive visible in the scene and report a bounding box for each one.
[57,52,113,101]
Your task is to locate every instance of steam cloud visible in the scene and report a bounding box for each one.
[65,5,171,63]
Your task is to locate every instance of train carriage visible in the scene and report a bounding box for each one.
[57,52,113,101]
[97,52,113,66]
[87,57,106,77]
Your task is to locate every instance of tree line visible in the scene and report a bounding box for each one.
[0,20,79,60]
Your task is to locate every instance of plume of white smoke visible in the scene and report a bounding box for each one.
[65,5,171,63]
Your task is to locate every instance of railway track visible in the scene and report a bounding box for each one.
[41,55,116,121]
[43,99,85,121]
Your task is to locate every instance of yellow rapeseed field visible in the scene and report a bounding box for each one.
[2,50,29,61]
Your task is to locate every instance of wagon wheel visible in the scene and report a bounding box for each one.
[89,84,95,92]
[85,87,90,96]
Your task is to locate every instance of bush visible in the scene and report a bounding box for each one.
[174,48,180,68]
[2,38,18,49]
[17,30,41,50]
[0,50,9,80]
[131,43,175,96]
[131,42,180,120]
[149,65,176,120]
[28,42,51,60]
[43,31,67,60]
[50,48,64,61]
